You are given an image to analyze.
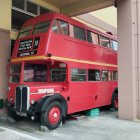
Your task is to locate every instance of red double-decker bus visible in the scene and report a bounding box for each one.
[5,13,118,130]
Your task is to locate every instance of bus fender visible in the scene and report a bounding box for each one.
[37,94,68,116]
[113,87,118,95]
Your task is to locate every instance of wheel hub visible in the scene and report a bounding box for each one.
[48,107,60,125]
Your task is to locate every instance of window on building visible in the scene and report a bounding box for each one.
[12,0,24,10]
[40,7,50,14]
[50,68,66,82]
[71,68,86,81]
[100,35,110,48]
[27,1,37,15]
[33,21,51,34]
[87,31,99,45]
[12,9,33,30]
[112,71,118,80]
[101,70,108,81]
[59,20,69,35]
[112,40,118,51]
[12,0,51,30]
[70,25,86,41]
[88,69,100,81]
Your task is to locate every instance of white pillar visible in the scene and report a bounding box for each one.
[118,0,140,120]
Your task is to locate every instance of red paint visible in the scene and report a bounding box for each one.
[7,13,118,116]
[48,107,61,125]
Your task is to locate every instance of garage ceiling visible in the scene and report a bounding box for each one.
[43,0,114,16]
[32,0,114,16]
[44,0,82,9]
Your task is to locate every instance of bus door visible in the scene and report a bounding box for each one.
[68,68,89,113]
[99,70,112,106]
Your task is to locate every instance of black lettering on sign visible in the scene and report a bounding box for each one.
[18,39,33,52]
[33,37,40,49]
[17,50,37,57]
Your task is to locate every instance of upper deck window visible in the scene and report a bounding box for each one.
[87,31,99,45]
[59,20,69,35]
[52,20,69,35]
[18,26,32,39]
[70,25,86,41]
[52,20,59,33]
[33,21,51,34]
[100,35,110,48]
[112,40,118,51]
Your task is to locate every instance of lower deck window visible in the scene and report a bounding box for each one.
[10,63,21,83]
[24,63,47,82]
[71,68,86,81]
[88,69,100,81]
[50,68,66,82]
[113,71,118,80]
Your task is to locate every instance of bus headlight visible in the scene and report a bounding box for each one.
[31,99,35,104]
[7,87,10,91]
[10,96,13,102]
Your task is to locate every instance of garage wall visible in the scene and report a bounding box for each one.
[0,0,11,30]
[0,29,10,113]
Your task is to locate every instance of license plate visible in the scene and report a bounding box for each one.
[16,112,27,117]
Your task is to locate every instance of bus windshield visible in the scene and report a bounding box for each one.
[18,26,32,39]
[10,63,21,83]
[33,20,51,34]
[24,63,47,82]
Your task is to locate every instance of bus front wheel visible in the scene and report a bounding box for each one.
[41,101,63,130]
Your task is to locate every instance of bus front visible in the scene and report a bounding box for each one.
[6,13,68,125]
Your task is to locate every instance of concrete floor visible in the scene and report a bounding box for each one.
[0,110,140,140]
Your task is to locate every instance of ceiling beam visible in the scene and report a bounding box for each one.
[61,0,114,16]
[31,0,60,13]
[76,13,117,35]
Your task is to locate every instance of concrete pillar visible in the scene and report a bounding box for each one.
[0,0,11,114]
[118,0,140,120]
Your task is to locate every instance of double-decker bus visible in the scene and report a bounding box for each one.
[5,12,118,130]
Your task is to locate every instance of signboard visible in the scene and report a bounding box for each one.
[18,39,33,52]
[17,50,37,57]
[17,37,40,57]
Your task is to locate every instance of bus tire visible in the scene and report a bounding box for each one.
[41,101,63,130]
[111,93,118,111]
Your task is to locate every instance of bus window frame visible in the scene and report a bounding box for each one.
[33,20,51,34]
[70,24,86,42]
[57,19,69,36]
[71,68,87,82]
[50,68,67,83]
[111,40,118,51]
[87,30,99,45]
[51,19,61,34]
[17,25,33,39]
[99,35,111,48]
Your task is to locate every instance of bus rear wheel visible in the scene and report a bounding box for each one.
[41,101,63,130]
[111,93,118,111]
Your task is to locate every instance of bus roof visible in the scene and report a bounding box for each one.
[22,12,117,41]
